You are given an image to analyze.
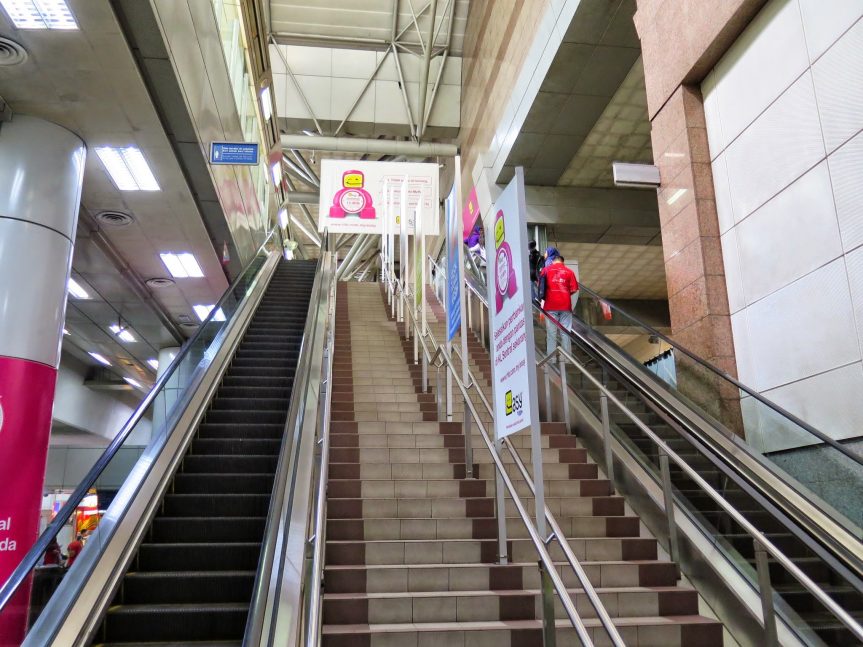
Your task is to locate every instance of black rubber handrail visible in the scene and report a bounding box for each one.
[0,228,280,613]
[458,251,863,471]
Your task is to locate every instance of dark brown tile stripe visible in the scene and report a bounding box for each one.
[489,564,523,591]
[499,592,535,621]
[323,597,369,624]
[325,566,367,593]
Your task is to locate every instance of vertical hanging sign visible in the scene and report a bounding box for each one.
[445,184,461,342]
[484,168,539,439]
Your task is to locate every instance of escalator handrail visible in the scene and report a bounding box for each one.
[0,228,280,614]
[457,254,863,471]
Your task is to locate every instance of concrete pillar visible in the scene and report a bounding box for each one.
[0,115,86,642]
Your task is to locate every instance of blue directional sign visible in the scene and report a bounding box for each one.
[210,142,260,165]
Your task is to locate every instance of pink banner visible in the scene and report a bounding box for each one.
[462,186,480,240]
[0,357,57,646]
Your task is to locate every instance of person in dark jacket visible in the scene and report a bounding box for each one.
[539,249,578,355]
[528,241,541,300]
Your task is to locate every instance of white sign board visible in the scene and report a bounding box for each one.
[485,170,539,439]
[318,159,439,235]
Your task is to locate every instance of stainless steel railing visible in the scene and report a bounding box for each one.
[388,273,625,647]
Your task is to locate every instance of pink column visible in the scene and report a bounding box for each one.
[0,115,85,644]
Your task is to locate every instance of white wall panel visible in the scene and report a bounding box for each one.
[745,259,858,391]
[333,49,378,80]
[331,78,376,123]
[798,0,863,61]
[829,130,863,253]
[734,161,842,304]
[713,0,809,147]
[811,17,863,153]
[711,156,736,234]
[296,75,334,120]
[286,45,333,76]
[730,310,755,384]
[701,70,724,158]
[759,362,863,450]
[374,80,408,124]
[842,245,863,358]
[724,72,826,220]
[721,229,746,314]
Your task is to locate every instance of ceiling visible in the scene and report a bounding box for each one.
[554,242,667,300]
[270,0,471,54]
[0,0,229,382]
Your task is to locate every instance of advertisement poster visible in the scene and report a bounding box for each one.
[445,185,461,342]
[484,170,538,439]
[318,159,439,235]
[462,185,480,239]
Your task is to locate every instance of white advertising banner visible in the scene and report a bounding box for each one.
[318,159,439,235]
[485,169,539,440]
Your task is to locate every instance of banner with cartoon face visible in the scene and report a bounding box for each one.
[484,170,538,440]
[318,159,440,235]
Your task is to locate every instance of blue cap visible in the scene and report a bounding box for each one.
[545,246,560,259]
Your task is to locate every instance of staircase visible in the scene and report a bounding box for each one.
[92,260,317,646]
[320,283,725,646]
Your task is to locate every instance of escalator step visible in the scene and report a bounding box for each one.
[161,494,271,518]
[149,517,268,544]
[190,438,281,456]
[171,473,275,495]
[136,543,262,572]
[195,423,284,440]
[121,573,255,604]
[181,455,278,473]
[102,604,249,643]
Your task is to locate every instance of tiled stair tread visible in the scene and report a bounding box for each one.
[322,615,718,632]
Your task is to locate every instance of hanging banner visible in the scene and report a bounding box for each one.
[485,169,538,439]
[445,184,461,342]
[318,159,439,235]
[463,185,481,239]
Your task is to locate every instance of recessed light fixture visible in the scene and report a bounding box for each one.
[160,252,204,278]
[260,86,273,121]
[109,324,136,343]
[123,376,143,389]
[1,0,77,30]
[95,146,160,191]
[146,358,159,371]
[88,352,111,366]
[278,208,288,229]
[193,305,226,322]
[68,277,90,299]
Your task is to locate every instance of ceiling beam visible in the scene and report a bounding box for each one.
[281,134,456,156]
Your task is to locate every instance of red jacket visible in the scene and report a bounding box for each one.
[540,263,578,311]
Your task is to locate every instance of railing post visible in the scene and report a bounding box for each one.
[558,354,571,432]
[479,302,485,349]
[544,365,552,422]
[659,452,681,574]
[464,408,474,479]
[422,351,428,393]
[754,539,779,647]
[494,436,508,564]
[539,560,557,647]
[436,364,444,421]
[599,393,614,492]
[467,288,473,331]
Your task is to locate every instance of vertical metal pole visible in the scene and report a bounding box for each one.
[659,452,681,572]
[544,366,552,422]
[414,318,419,363]
[467,288,473,331]
[600,393,614,492]
[754,539,779,647]
[436,365,444,421]
[479,302,485,349]
[539,561,557,647]
[422,351,428,392]
[464,408,474,478]
[445,352,453,421]
[558,355,570,431]
[494,437,508,564]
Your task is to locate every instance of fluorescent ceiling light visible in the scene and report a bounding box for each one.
[271,161,281,186]
[67,277,90,299]
[63,328,70,335]
[88,352,111,366]
[193,305,226,322]
[302,130,316,137]
[123,377,143,389]
[109,324,136,343]
[666,188,687,205]
[260,86,273,121]
[278,208,288,229]
[147,358,159,371]
[95,146,160,191]
[1,0,78,30]
[160,252,204,278]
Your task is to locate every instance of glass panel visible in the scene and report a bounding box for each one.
[0,238,275,639]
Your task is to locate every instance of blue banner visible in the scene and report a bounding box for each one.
[445,187,461,342]
[209,142,259,165]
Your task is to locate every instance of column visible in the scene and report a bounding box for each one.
[0,115,86,643]
[149,346,181,442]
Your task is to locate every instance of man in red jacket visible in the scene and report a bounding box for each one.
[540,249,578,356]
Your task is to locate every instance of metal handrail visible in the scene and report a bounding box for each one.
[305,256,338,646]
[244,233,334,647]
[391,280,619,647]
[552,343,863,642]
[0,227,280,614]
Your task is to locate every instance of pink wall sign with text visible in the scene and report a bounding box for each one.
[0,356,57,645]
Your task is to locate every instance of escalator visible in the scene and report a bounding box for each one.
[0,231,337,647]
[458,250,863,645]
[91,260,317,645]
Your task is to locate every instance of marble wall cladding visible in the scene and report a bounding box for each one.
[701,0,863,449]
